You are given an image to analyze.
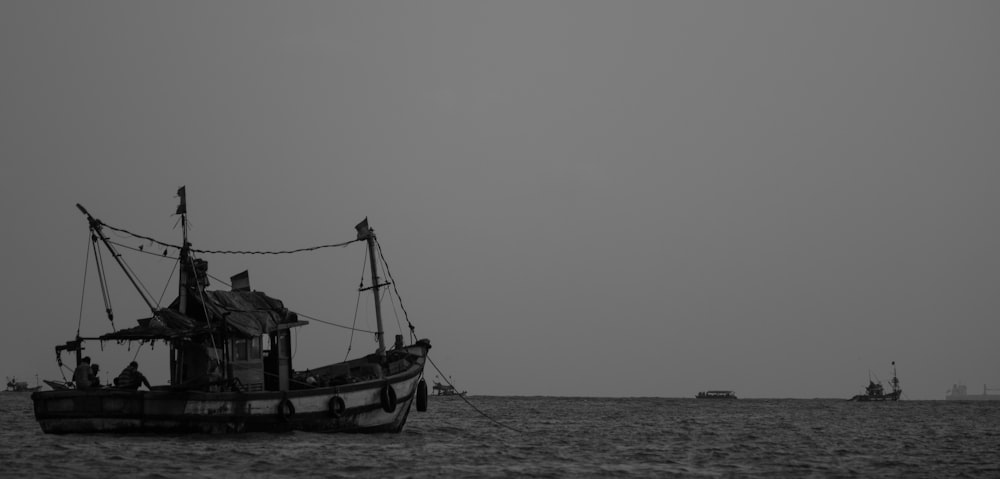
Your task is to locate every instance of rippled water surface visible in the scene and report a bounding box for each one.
[3,394,999,478]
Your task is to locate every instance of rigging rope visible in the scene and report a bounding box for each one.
[375,238,416,341]
[77,235,92,338]
[100,221,360,255]
[294,312,377,335]
[157,259,179,308]
[344,251,368,361]
[119,251,157,310]
[385,285,404,341]
[107,243,377,336]
[93,235,115,329]
[109,240,178,260]
[189,252,221,364]
[90,219,426,365]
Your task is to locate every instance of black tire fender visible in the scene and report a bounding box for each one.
[380,383,397,413]
[328,395,346,418]
[416,379,428,412]
[277,397,295,422]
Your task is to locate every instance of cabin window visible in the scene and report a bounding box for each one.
[233,338,248,361]
[249,336,261,360]
[277,332,288,356]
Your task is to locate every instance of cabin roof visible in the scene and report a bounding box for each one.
[100,289,304,341]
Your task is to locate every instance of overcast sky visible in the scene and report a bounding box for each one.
[2,1,997,399]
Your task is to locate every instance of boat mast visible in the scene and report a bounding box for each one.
[356,219,387,359]
[177,187,189,315]
[890,361,900,393]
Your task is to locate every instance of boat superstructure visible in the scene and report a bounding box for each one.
[849,362,901,402]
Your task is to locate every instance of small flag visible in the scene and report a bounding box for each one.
[355,217,370,240]
[176,186,187,214]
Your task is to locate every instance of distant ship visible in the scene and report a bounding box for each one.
[5,376,41,393]
[696,390,737,399]
[945,383,1000,401]
[432,381,467,397]
[849,361,901,401]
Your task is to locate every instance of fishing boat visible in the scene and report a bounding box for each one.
[695,390,737,399]
[5,377,42,393]
[849,362,901,401]
[945,383,1000,401]
[31,190,431,434]
[432,381,467,397]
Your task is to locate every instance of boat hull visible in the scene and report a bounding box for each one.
[849,390,901,402]
[32,344,428,434]
[945,394,1000,401]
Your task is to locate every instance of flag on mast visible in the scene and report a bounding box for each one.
[355,217,371,240]
[176,186,187,215]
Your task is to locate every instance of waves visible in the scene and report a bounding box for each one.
[3,394,999,478]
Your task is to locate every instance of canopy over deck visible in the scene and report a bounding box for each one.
[100,290,305,341]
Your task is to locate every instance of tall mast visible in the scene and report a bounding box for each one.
[177,187,189,315]
[891,361,900,393]
[356,218,386,359]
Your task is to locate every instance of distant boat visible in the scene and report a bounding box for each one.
[432,381,466,397]
[945,383,1000,401]
[849,362,901,401]
[5,377,41,393]
[696,390,737,399]
[31,192,432,434]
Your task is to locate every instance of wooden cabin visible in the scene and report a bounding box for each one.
[104,269,307,393]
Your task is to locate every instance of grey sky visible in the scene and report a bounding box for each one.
[2,1,997,399]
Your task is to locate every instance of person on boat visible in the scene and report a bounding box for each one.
[114,361,151,390]
[89,364,102,388]
[72,357,92,389]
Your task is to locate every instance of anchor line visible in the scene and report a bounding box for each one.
[426,355,522,433]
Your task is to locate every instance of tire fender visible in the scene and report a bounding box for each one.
[328,395,346,418]
[277,397,295,422]
[416,379,428,412]
[380,383,397,413]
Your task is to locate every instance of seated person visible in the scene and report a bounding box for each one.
[89,364,102,388]
[114,361,152,390]
[73,356,92,389]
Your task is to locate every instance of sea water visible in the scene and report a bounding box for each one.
[2,394,998,478]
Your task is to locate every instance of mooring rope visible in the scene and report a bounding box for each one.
[427,355,522,433]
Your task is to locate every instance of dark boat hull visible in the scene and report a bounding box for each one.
[32,343,428,434]
[849,390,901,402]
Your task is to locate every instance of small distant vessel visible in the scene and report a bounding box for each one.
[849,361,901,401]
[696,390,737,399]
[945,383,1000,401]
[432,381,466,397]
[5,377,42,393]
